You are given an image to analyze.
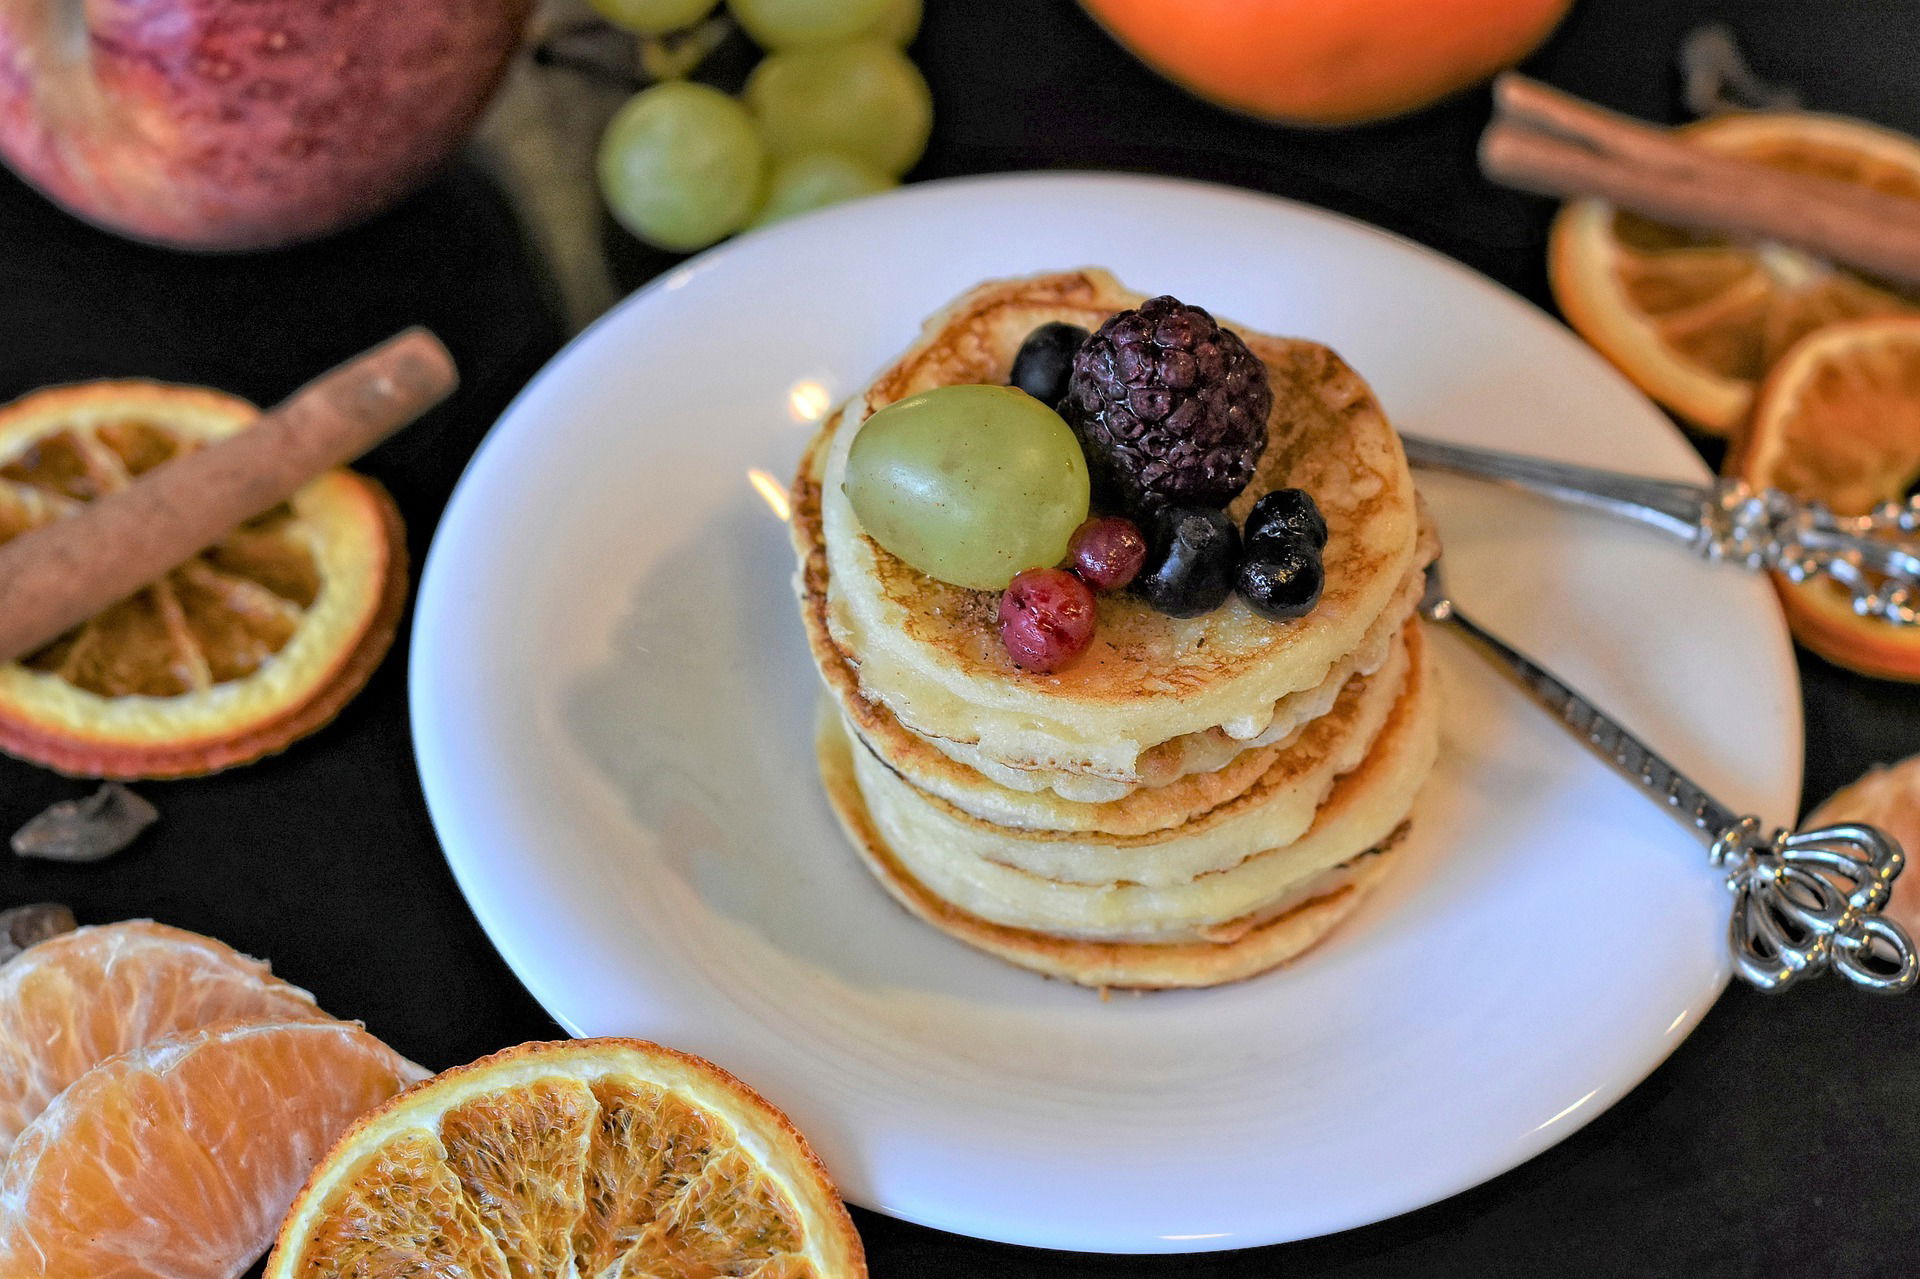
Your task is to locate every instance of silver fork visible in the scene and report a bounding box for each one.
[1402,432,1920,626]
[1419,557,1917,993]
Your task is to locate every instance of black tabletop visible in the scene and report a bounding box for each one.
[3,2,1917,1275]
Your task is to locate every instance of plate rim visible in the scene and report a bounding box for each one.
[409,169,1804,1253]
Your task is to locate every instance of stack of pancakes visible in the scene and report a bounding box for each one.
[790,270,1440,988]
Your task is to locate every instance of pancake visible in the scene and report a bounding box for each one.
[809,269,1421,781]
[918,553,1420,803]
[817,710,1409,990]
[795,417,1434,812]
[792,268,1444,989]
[843,622,1437,931]
[795,389,1422,835]
[849,624,1411,838]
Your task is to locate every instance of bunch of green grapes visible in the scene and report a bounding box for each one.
[594,0,933,252]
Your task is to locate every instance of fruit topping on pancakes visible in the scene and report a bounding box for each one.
[1010,322,1091,407]
[1066,515,1148,592]
[841,295,1330,673]
[1063,295,1274,514]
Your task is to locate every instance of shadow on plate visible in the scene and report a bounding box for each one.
[555,490,1001,999]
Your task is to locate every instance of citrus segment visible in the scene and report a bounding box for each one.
[638,1145,808,1272]
[1734,316,1920,679]
[1805,754,1920,940]
[0,380,406,778]
[1550,112,1920,434]
[268,1039,866,1279]
[0,1019,422,1279]
[0,920,327,1161]
[573,1079,725,1275]
[441,1077,597,1278]
[296,1134,515,1279]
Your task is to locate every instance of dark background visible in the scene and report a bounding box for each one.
[2,1,1917,1275]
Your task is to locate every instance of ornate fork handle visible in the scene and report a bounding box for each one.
[1402,434,1920,626]
[1423,584,1918,994]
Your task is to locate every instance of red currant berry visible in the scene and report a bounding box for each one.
[1067,516,1147,592]
[998,568,1097,673]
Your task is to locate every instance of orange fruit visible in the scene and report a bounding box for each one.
[0,380,407,779]
[1730,316,1920,679]
[0,919,329,1161]
[0,1019,422,1279]
[1080,0,1570,126]
[1551,112,1920,435]
[1806,754,1920,941]
[267,1038,866,1279]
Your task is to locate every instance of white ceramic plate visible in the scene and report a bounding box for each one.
[411,174,1801,1253]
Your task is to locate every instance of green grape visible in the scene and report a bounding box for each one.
[729,0,890,48]
[845,385,1091,591]
[750,152,893,226]
[589,0,718,35]
[598,82,766,252]
[856,0,921,47]
[744,40,932,177]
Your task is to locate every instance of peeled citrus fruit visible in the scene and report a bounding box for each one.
[1806,754,1920,941]
[1080,0,1569,126]
[0,1019,423,1279]
[1730,316,1920,679]
[0,380,406,778]
[267,1038,866,1278]
[1551,112,1920,435]
[0,919,328,1161]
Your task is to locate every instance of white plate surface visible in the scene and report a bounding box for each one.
[410,174,1801,1253]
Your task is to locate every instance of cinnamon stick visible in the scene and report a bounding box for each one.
[1480,72,1920,289]
[0,328,457,664]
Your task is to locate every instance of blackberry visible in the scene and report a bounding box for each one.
[1063,295,1272,514]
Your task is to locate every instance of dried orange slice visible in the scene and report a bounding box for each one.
[1550,112,1920,434]
[267,1038,866,1279]
[1805,754,1920,940]
[0,919,329,1162]
[0,380,406,778]
[1732,316,1920,679]
[0,1019,422,1279]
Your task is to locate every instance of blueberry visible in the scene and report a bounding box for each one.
[1246,488,1327,552]
[1010,322,1090,407]
[1135,506,1239,618]
[1237,540,1324,620]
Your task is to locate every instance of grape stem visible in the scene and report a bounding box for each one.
[531,14,733,91]
[640,15,734,82]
